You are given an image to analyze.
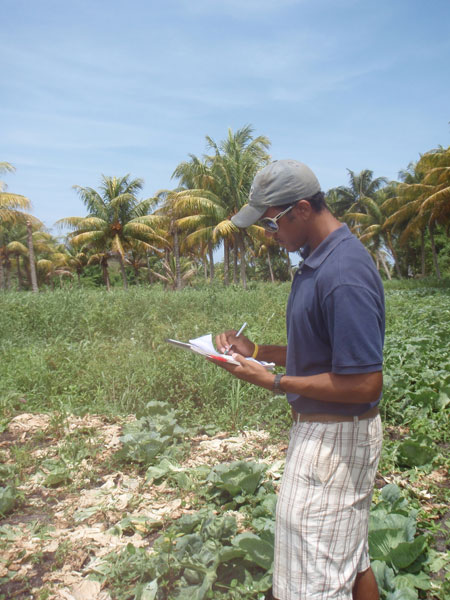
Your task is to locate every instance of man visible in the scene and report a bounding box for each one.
[215,159,384,600]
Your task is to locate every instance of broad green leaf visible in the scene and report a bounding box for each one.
[174,570,217,600]
[388,536,428,570]
[217,546,245,563]
[386,589,418,600]
[369,527,409,560]
[370,513,416,542]
[397,438,436,467]
[371,560,395,593]
[381,484,401,504]
[207,461,267,497]
[0,486,17,517]
[393,572,431,591]
[140,579,158,600]
[232,532,274,570]
[436,389,450,409]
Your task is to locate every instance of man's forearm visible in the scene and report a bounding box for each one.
[256,344,287,366]
[279,371,383,404]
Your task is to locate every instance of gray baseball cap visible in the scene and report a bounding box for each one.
[231,159,321,228]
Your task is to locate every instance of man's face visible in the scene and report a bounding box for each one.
[261,204,309,252]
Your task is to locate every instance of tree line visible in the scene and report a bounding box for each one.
[1,126,449,292]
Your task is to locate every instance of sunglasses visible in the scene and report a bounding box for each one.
[258,204,295,233]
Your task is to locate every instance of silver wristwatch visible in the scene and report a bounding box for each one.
[272,373,285,395]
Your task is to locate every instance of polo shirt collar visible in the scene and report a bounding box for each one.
[302,224,352,270]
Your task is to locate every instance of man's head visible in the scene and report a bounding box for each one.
[231,159,324,229]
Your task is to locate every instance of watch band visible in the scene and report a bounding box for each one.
[272,373,285,395]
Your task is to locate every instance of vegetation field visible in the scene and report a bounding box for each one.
[0,283,449,600]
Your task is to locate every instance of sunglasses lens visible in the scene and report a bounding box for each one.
[260,219,278,232]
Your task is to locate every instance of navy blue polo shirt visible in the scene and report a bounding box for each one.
[286,224,385,416]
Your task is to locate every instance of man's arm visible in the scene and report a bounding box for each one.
[214,353,382,405]
[253,344,287,366]
[278,370,383,404]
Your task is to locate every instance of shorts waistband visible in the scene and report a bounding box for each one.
[291,405,379,424]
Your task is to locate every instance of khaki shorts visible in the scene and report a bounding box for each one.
[273,415,382,600]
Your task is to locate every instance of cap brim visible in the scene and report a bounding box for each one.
[231,204,266,228]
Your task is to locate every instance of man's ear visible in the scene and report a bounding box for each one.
[295,199,312,219]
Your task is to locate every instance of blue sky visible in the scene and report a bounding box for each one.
[1,0,449,233]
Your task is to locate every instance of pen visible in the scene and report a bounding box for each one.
[224,322,247,355]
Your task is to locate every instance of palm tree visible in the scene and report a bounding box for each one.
[0,163,41,292]
[384,148,450,279]
[64,243,88,286]
[0,163,31,224]
[328,169,388,223]
[171,126,271,288]
[57,175,158,289]
[345,188,401,278]
[149,254,197,290]
[205,126,270,288]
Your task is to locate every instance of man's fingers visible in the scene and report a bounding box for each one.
[231,352,246,366]
[216,330,236,353]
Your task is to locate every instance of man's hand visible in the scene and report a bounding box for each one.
[209,351,275,390]
[215,330,256,357]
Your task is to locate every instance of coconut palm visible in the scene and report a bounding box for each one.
[205,126,270,288]
[149,254,197,290]
[0,163,32,224]
[345,187,402,278]
[0,163,41,292]
[384,148,450,279]
[171,126,271,288]
[328,169,388,222]
[64,243,88,286]
[57,175,158,289]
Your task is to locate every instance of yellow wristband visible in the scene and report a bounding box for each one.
[251,343,259,359]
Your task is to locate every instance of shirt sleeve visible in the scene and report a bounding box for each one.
[322,283,384,374]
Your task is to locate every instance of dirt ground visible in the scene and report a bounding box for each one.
[0,413,287,600]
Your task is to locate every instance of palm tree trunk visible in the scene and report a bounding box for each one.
[203,255,208,279]
[385,232,403,279]
[173,228,182,291]
[118,254,128,289]
[237,231,247,289]
[420,228,426,277]
[26,220,39,293]
[0,258,4,290]
[223,239,229,286]
[16,256,24,290]
[208,241,214,283]
[232,240,239,285]
[378,252,392,280]
[267,250,275,283]
[5,258,11,289]
[428,220,441,280]
[146,251,154,285]
[101,259,111,291]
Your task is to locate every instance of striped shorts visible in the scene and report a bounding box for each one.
[273,414,382,600]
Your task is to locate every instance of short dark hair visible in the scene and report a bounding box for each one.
[278,191,328,214]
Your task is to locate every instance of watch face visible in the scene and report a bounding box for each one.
[273,373,284,394]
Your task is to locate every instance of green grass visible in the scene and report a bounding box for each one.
[1,282,449,438]
[0,284,291,433]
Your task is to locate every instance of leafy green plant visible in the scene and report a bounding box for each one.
[206,461,268,507]
[396,435,437,468]
[370,484,431,599]
[117,401,186,467]
[0,485,20,517]
[95,510,273,600]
